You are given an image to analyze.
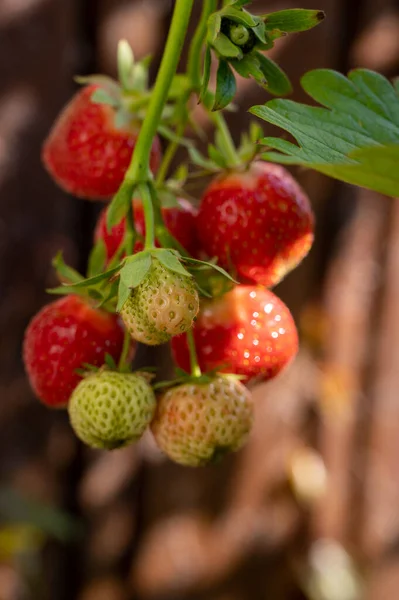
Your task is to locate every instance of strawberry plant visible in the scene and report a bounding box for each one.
[23,0,399,466]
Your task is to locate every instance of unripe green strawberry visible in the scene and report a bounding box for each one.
[151,377,254,467]
[68,370,156,450]
[120,258,199,345]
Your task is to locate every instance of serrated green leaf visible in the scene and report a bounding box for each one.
[52,252,83,284]
[212,33,243,59]
[154,250,192,278]
[107,182,134,230]
[117,279,131,312]
[200,46,212,101]
[251,68,399,196]
[118,39,135,90]
[264,9,325,33]
[220,6,256,27]
[255,53,292,96]
[91,88,120,108]
[87,239,107,277]
[120,252,152,288]
[213,60,237,111]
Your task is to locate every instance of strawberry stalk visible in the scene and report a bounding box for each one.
[187,329,202,378]
[118,328,132,372]
[124,0,194,187]
[210,111,241,168]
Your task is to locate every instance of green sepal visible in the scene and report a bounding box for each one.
[212,33,243,59]
[87,239,107,278]
[188,147,221,172]
[119,252,152,289]
[90,87,120,108]
[74,75,120,95]
[183,256,238,283]
[117,39,135,91]
[207,13,222,44]
[219,6,257,27]
[107,181,134,231]
[263,9,325,33]
[104,354,117,370]
[65,265,121,289]
[52,252,84,285]
[254,53,292,96]
[213,60,237,111]
[153,249,192,278]
[157,125,193,149]
[117,279,131,312]
[230,53,265,81]
[200,46,212,102]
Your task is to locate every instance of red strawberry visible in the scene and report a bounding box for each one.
[171,286,298,383]
[94,199,199,261]
[42,85,161,200]
[196,161,314,287]
[23,295,129,408]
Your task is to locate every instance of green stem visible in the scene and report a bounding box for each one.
[124,0,195,185]
[140,185,155,249]
[187,329,201,378]
[118,328,132,371]
[211,111,240,167]
[125,202,135,255]
[156,0,217,185]
[187,0,218,91]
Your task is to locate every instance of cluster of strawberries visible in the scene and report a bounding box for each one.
[23,83,314,467]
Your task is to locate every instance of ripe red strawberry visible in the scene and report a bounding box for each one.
[94,199,199,261]
[42,85,161,200]
[151,376,254,467]
[171,286,298,383]
[23,295,129,408]
[196,161,314,287]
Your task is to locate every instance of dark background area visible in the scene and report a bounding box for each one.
[0,0,399,598]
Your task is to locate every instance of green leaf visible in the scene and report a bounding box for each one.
[52,252,83,284]
[255,53,292,96]
[104,353,117,370]
[212,33,243,59]
[120,252,152,288]
[200,47,212,101]
[213,60,237,111]
[87,239,107,277]
[154,250,192,278]
[251,68,399,196]
[117,39,135,90]
[107,181,134,230]
[264,9,325,33]
[91,87,120,108]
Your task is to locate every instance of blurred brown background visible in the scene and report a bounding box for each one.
[1,0,399,598]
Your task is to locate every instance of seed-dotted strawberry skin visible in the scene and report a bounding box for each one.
[23,295,128,408]
[42,85,161,200]
[69,371,156,450]
[120,259,199,345]
[94,199,199,261]
[171,286,298,383]
[196,161,314,287]
[151,377,254,467]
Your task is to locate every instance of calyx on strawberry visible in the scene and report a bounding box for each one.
[119,254,199,346]
[69,370,156,450]
[151,376,254,467]
[196,161,314,287]
[94,198,199,262]
[171,286,298,383]
[42,84,161,200]
[23,295,129,408]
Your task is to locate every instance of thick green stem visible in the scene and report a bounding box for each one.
[124,0,194,185]
[118,328,132,371]
[140,185,155,249]
[211,111,240,167]
[125,202,135,255]
[187,329,202,378]
[156,0,217,185]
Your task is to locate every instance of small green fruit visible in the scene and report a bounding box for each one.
[68,370,156,450]
[120,258,199,345]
